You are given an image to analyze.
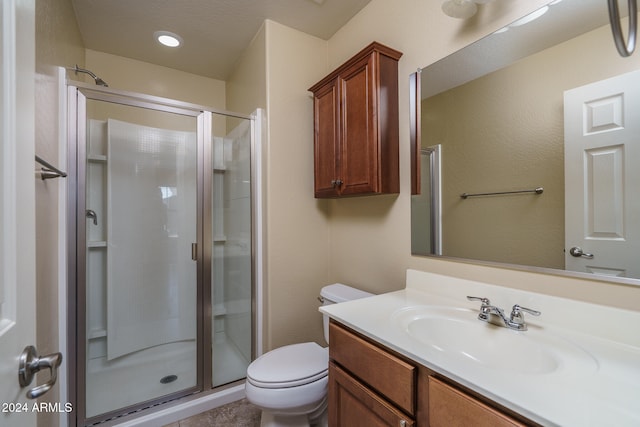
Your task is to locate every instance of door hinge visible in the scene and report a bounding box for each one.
[192,243,197,261]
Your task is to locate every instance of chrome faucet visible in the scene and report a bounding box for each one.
[467,296,541,331]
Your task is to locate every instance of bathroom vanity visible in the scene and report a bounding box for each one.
[321,270,640,426]
[329,321,531,426]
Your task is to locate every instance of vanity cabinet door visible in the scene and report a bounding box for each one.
[329,322,416,415]
[329,362,414,427]
[428,377,527,427]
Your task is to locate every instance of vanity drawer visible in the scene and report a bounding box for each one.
[329,321,416,415]
[429,376,527,427]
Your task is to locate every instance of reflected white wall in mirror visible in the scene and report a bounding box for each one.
[411,0,640,285]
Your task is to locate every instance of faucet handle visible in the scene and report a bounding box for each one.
[467,296,491,306]
[509,304,541,330]
[511,305,541,317]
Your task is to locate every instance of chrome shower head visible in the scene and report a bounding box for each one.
[72,65,109,87]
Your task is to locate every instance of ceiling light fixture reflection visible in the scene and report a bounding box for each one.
[154,31,183,48]
[442,0,478,19]
[442,0,498,19]
[493,3,556,35]
[508,6,550,27]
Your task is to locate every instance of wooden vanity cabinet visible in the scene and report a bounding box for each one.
[328,321,415,426]
[309,42,402,198]
[328,321,537,427]
[329,363,415,427]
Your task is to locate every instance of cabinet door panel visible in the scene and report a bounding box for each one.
[329,322,416,415]
[313,81,340,197]
[329,362,414,427]
[339,54,378,196]
[429,377,527,427]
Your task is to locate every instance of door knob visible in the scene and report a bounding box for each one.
[18,346,62,399]
[569,246,594,259]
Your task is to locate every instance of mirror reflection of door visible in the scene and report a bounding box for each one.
[411,146,442,256]
[564,70,640,278]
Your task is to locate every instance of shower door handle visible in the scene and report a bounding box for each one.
[18,346,63,399]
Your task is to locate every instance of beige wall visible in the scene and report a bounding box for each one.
[35,1,85,426]
[85,50,226,109]
[319,0,640,313]
[263,20,331,350]
[227,23,267,115]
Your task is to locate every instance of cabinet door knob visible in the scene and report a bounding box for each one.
[399,420,407,427]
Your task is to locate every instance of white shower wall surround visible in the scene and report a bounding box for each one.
[86,118,252,361]
[72,84,261,425]
[108,119,197,360]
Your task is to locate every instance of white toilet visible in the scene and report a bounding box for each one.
[245,283,373,427]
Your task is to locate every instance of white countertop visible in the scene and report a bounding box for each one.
[320,269,640,426]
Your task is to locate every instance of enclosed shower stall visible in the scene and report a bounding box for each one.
[67,84,261,426]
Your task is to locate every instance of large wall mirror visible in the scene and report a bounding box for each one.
[410,0,640,286]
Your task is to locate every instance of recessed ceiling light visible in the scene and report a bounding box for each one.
[154,31,183,48]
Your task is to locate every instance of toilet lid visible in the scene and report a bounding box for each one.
[247,342,328,388]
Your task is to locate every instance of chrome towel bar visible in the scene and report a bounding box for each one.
[460,187,543,199]
[35,155,67,180]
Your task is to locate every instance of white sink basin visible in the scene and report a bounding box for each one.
[392,306,598,375]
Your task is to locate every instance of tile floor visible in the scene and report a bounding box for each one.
[163,398,261,427]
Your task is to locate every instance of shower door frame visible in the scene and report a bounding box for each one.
[67,83,259,427]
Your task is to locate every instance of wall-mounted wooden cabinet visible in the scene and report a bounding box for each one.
[328,321,537,426]
[309,42,402,198]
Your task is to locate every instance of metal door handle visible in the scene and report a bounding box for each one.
[18,346,63,399]
[569,246,594,259]
[86,209,98,225]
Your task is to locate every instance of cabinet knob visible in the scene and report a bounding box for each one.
[331,179,343,187]
[399,420,407,427]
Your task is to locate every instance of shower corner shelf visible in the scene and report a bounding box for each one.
[88,241,107,248]
[213,303,227,317]
[88,154,107,162]
[88,329,107,340]
[213,235,227,243]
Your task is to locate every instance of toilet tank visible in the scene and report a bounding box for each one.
[320,283,373,344]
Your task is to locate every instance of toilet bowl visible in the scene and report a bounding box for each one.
[245,283,373,427]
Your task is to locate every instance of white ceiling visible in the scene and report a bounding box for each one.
[71,0,372,80]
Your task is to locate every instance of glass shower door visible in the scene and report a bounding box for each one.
[82,98,199,420]
[211,114,253,387]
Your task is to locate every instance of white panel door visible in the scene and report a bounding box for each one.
[564,70,640,278]
[0,0,37,426]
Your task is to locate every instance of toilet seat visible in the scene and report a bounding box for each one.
[247,342,328,389]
